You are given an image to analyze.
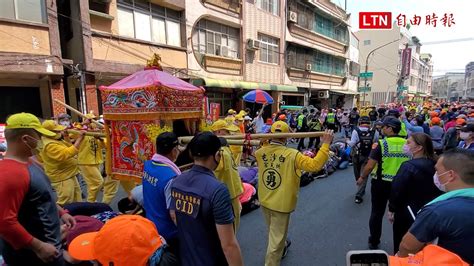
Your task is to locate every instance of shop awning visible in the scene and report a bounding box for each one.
[330,90,359,95]
[190,78,298,92]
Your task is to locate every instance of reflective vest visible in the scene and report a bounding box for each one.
[378,137,410,182]
[327,113,335,124]
[214,146,244,199]
[399,121,408,138]
[297,114,305,128]
[256,144,301,213]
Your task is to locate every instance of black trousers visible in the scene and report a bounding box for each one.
[352,155,369,198]
[369,179,392,246]
[308,136,321,149]
[297,130,306,150]
[393,209,414,254]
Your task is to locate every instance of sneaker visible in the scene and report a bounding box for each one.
[281,239,292,259]
[368,242,379,250]
[355,197,363,204]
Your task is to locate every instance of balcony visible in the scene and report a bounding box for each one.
[198,54,242,75]
[203,0,241,13]
[288,23,347,55]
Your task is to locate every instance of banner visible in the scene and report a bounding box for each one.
[401,48,412,78]
[210,103,221,122]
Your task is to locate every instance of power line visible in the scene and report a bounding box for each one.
[422,37,474,45]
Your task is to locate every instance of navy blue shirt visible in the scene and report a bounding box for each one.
[389,158,442,214]
[410,197,474,264]
[143,160,178,241]
[171,165,234,266]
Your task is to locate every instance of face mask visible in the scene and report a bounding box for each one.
[402,144,412,156]
[433,170,450,192]
[460,132,471,140]
[24,136,43,155]
[59,121,70,127]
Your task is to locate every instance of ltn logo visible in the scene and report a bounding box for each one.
[359,12,392,29]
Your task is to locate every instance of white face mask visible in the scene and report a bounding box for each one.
[433,170,450,192]
[460,132,471,140]
[59,121,70,127]
[402,144,412,157]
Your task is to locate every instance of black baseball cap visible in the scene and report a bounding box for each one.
[382,116,401,129]
[156,132,178,154]
[387,109,400,117]
[359,116,370,124]
[460,123,474,133]
[189,132,222,157]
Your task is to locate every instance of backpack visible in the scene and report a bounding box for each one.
[355,128,375,156]
[350,112,358,120]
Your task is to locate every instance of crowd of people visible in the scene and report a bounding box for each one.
[0,101,473,266]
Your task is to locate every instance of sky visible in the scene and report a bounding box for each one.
[333,0,474,76]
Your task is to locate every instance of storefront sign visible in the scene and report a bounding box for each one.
[401,48,412,77]
[210,103,221,121]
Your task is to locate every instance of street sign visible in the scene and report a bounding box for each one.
[359,72,374,78]
[358,86,371,92]
[398,86,408,91]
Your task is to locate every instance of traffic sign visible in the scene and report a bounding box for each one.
[358,86,371,92]
[398,86,408,91]
[359,72,373,78]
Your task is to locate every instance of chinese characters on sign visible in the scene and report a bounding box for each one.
[397,13,455,27]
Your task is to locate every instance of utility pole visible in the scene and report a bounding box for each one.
[362,39,400,106]
[397,43,410,103]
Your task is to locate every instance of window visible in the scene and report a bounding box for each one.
[89,0,109,14]
[258,34,279,64]
[289,1,348,43]
[0,0,47,24]
[287,45,346,76]
[117,0,182,46]
[192,19,240,59]
[256,0,279,15]
[364,40,371,46]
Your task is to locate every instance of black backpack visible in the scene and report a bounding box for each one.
[355,128,375,156]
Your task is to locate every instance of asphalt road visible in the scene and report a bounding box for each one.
[237,166,392,266]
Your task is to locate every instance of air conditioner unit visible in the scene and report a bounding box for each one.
[316,90,329,99]
[289,11,298,23]
[247,39,261,50]
[220,46,230,57]
[305,63,312,71]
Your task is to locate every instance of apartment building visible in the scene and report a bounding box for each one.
[0,0,356,119]
[55,0,188,116]
[355,24,433,105]
[0,0,65,122]
[432,72,465,102]
[465,62,474,100]
[286,0,354,109]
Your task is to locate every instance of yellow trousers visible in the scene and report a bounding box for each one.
[79,165,104,203]
[231,197,242,233]
[262,207,291,266]
[51,177,82,205]
[102,176,120,204]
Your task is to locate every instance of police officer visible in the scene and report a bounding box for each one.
[387,109,408,138]
[325,108,337,131]
[170,132,243,266]
[347,116,379,204]
[256,121,333,266]
[296,109,309,151]
[356,116,410,249]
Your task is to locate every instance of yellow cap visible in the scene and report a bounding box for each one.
[235,115,244,121]
[238,110,247,116]
[271,121,290,133]
[227,109,236,115]
[84,113,97,119]
[211,120,240,132]
[6,113,56,137]
[42,120,66,132]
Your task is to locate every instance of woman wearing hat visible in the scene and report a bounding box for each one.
[458,124,474,150]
